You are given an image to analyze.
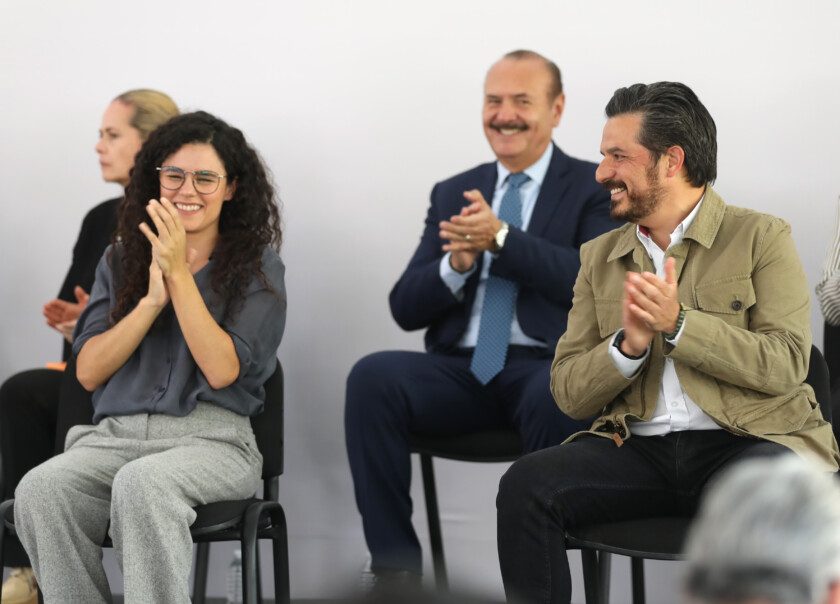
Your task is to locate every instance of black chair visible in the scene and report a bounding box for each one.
[566,343,833,604]
[409,429,523,591]
[412,345,833,603]
[0,359,289,604]
[824,321,840,442]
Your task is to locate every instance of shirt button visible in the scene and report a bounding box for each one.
[731,300,743,311]
[671,402,679,408]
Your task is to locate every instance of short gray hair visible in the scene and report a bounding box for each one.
[684,455,840,604]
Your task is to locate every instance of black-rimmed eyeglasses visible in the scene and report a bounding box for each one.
[157,166,226,195]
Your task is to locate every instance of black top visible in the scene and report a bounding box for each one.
[57,197,121,360]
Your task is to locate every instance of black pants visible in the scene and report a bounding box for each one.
[0,368,62,566]
[496,430,788,603]
[345,348,589,574]
[0,363,93,567]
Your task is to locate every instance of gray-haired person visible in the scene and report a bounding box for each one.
[684,455,840,604]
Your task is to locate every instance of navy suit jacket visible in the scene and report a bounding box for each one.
[389,144,618,354]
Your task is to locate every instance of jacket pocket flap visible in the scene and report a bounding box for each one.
[695,276,756,315]
[594,298,623,338]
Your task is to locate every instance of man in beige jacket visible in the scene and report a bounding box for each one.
[496,81,839,604]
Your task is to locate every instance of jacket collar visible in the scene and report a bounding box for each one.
[606,186,725,263]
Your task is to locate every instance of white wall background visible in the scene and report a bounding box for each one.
[1,1,839,601]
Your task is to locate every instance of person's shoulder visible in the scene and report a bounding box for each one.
[718,198,791,237]
[580,223,633,258]
[83,196,122,222]
[434,160,497,191]
[548,147,603,189]
[259,246,286,288]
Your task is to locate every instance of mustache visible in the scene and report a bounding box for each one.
[601,180,625,192]
[489,121,528,132]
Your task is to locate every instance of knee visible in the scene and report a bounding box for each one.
[0,371,34,417]
[345,351,407,419]
[497,448,561,515]
[112,462,166,511]
[15,464,61,515]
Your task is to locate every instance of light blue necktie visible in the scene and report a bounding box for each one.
[470,172,530,385]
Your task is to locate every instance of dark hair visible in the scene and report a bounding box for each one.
[114,110,282,322]
[502,49,563,100]
[605,82,716,187]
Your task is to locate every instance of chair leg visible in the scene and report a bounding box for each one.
[255,543,263,603]
[244,502,289,604]
[192,542,209,604]
[631,557,645,604]
[580,549,600,604]
[420,453,448,591]
[273,519,290,604]
[597,552,612,604]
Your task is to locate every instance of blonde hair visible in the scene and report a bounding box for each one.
[113,89,179,141]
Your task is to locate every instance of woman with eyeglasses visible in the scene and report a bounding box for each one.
[0,89,177,604]
[13,111,286,603]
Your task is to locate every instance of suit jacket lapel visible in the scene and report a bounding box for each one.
[528,144,570,237]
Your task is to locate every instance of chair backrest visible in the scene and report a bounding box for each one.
[250,361,284,479]
[55,357,284,480]
[806,344,832,426]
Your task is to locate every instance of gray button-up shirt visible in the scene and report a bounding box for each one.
[73,245,286,423]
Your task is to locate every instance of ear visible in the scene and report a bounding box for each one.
[664,145,685,178]
[552,93,566,127]
[223,179,237,202]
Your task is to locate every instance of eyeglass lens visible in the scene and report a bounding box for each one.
[159,167,221,194]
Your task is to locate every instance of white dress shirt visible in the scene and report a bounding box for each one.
[608,196,721,435]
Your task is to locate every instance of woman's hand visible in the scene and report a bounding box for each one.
[143,256,170,309]
[43,286,89,327]
[138,197,188,279]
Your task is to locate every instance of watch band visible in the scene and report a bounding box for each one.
[613,329,646,360]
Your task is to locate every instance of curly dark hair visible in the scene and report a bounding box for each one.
[113,111,282,323]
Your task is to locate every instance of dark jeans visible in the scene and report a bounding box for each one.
[496,430,788,603]
[345,348,589,574]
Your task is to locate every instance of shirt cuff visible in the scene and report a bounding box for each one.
[439,253,476,298]
[608,330,648,378]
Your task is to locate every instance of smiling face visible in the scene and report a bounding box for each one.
[95,100,144,186]
[596,113,666,223]
[158,142,235,244]
[483,57,564,172]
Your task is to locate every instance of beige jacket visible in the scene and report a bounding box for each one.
[551,188,839,471]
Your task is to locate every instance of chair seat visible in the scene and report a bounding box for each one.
[3,498,271,538]
[565,517,692,561]
[409,429,523,462]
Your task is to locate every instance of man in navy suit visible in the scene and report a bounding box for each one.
[345,49,617,587]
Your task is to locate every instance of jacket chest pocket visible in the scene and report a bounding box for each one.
[594,298,623,339]
[694,276,755,328]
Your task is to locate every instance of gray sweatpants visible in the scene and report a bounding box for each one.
[14,403,263,604]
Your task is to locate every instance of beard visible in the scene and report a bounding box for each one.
[607,163,665,222]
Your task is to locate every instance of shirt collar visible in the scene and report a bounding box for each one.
[495,142,553,191]
[636,192,705,250]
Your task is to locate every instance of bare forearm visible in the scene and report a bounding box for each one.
[76,298,163,391]
[167,270,239,389]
